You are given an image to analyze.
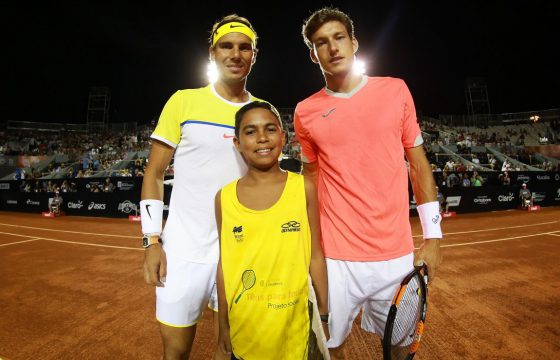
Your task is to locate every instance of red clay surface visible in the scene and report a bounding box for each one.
[1,207,559,359]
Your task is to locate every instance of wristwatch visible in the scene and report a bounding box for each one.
[320,313,330,324]
[142,235,162,248]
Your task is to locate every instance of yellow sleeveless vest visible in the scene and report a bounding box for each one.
[220,172,311,359]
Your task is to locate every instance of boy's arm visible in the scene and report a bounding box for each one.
[215,191,232,355]
[304,177,329,317]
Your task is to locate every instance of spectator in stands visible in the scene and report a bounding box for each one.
[472,175,483,187]
[445,159,455,172]
[14,166,26,180]
[471,154,480,166]
[103,177,115,192]
[45,180,55,193]
[436,186,448,213]
[461,173,471,187]
[295,7,442,357]
[488,154,497,170]
[33,181,42,192]
[60,180,69,193]
[438,171,449,188]
[501,171,511,185]
[140,14,263,359]
[447,172,460,188]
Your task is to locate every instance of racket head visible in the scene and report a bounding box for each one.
[383,264,428,360]
[241,270,256,290]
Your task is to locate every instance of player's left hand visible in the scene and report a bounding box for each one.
[415,238,442,281]
[322,322,330,342]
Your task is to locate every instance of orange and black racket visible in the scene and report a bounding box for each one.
[383,263,428,360]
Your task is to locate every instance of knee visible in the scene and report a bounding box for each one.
[162,340,189,359]
[160,326,196,359]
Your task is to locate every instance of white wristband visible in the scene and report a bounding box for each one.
[417,201,442,239]
[140,199,164,236]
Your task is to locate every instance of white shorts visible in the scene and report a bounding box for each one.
[155,255,218,327]
[326,253,414,348]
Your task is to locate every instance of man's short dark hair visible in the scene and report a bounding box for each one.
[302,6,355,50]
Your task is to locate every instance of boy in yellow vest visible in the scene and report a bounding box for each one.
[215,101,329,359]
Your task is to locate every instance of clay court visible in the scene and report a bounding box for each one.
[1,207,559,360]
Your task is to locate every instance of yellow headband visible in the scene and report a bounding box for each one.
[212,22,256,47]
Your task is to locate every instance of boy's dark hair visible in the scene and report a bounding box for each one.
[302,6,355,50]
[235,101,283,137]
[209,14,258,47]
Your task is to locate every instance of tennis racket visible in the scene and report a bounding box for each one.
[383,263,428,360]
[234,270,256,304]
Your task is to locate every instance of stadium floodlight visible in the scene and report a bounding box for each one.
[207,61,219,84]
[353,58,366,75]
[529,115,540,123]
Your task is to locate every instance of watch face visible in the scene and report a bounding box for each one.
[142,237,149,247]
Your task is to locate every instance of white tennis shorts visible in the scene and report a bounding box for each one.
[155,255,218,327]
[326,253,414,348]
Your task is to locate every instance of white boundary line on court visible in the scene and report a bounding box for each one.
[0,237,41,247]
[412,220,558,238]
[2,230,559,251]
[1,220,557,240]
[434,231,560,248]
[0,222,137,238]
[0,231,140,251]
[1,222,558,251]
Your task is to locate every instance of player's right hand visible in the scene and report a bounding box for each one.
[218,326,232,355]
[143,245,167,287]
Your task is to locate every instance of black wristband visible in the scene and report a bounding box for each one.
[320,314,329,323]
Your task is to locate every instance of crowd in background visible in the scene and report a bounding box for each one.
[1,119,558,191]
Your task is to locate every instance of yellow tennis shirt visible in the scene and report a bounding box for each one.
[220,172,311,359]
[151,84,262,263]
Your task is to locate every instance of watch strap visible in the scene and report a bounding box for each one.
[142,235,162,248]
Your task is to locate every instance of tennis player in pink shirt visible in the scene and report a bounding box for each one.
[295,7,443,359]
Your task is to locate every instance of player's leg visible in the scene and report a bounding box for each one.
[160,324,197,360]
[360,253,414,348]
[156,256,218,359]
[326,259,367,359]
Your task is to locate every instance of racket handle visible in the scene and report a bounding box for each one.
[234,291,243,304]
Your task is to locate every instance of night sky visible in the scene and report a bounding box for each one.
[3,1,559,124]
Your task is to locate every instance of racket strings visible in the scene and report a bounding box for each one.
[391,276,423,350]
[242,270,256,289]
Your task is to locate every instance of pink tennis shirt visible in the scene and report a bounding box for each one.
[294,76,421,261]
